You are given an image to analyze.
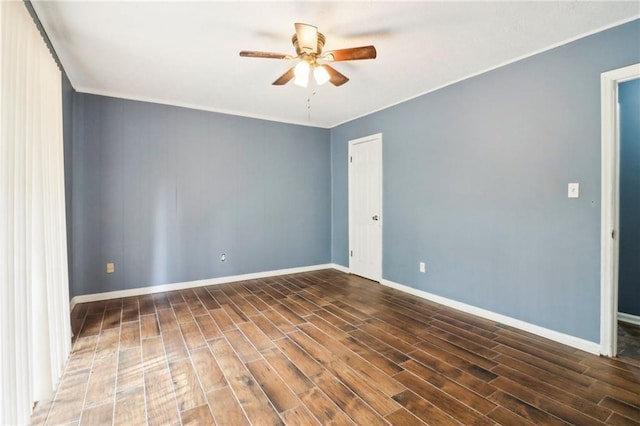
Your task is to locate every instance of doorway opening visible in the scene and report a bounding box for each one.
[600,63,640,358]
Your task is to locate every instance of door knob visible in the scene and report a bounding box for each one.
[372,215,379,221]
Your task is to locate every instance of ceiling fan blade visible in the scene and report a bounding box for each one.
[324,65,349,86]
[240,51,291,59]
[272,66,296,85]
[324,46,377,61]
[295,23,318,54]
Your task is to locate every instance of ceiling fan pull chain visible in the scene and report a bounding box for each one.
[307,89,317,121]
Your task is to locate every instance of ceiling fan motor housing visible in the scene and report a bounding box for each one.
[292,32,325,56]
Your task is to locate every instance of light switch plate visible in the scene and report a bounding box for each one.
[568,183,579,198]
[106,262,115,273]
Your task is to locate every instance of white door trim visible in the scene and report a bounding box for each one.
[600,63,640,357]
[348,133,383,281]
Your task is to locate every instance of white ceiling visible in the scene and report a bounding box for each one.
[32,1,639,128]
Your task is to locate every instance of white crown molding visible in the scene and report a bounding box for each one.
[332,15,640,128]
[71,16,640,130]
[618,312,640,327]
[73,87,331,129]
[379,278,600,355]
[70,263,342,311]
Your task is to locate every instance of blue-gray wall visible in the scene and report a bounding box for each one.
[68,19,638,343]
[62,74,74,280]
[71,94,330,297]
[331,20,640,342]
[619,78,640,317]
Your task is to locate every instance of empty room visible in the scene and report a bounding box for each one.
[2,1,640,425]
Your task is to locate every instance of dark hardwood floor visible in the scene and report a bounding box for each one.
[618,322,640,367]
[31,269,640,425]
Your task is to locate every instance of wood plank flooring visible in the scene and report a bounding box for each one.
[31,269,640,425]
[618,322,640,366]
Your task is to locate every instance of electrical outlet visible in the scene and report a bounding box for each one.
[106,262,115,273]
[419,262,426,273]
[220,253,226,262]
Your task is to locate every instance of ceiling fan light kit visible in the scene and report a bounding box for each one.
[314,65,330,86]
[240,22,376,88]
[294,60,310,87]
[293,59,331,87]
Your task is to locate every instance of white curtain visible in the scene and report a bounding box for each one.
[0,1,71,424]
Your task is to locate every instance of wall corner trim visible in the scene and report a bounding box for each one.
[379,278,601,355]
[70,263,346,312]
[618,312,640,327]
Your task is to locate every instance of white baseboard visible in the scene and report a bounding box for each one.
[70,263,342,311]
[69,264,600,355]
[330,263,350,274]
[379,278,600,355]
[618,312,640,326]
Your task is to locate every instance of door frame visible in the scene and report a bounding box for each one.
[600,63,640,356]
[348,133,383,281]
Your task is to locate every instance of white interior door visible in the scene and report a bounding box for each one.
[349,134,382,281]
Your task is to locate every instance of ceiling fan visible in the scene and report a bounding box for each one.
[240,23,377,87]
